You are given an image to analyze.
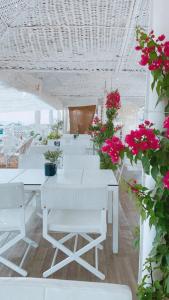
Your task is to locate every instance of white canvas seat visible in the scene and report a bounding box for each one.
[0,183,38,276]
[41,185,108,280]
[63,154,99,170]
[0,278,132,300]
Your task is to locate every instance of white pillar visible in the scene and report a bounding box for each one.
[63,108,68,133]
[49,110,54,126]
[34,110,41,125]
[139,0,169,281]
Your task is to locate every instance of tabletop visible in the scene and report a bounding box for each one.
[0,169,24,183]
[0,168,118,187]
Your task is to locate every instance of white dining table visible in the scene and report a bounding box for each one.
[0,168,119,253]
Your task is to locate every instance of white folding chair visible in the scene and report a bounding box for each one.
[41,185,108,280]
[0,183,38,276]
[63,155,100,170]
[18,153,45,169]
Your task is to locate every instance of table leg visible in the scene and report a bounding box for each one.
[108,191,113,223]
[112,186,119,253]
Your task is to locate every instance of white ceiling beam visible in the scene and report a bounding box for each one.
[115,0,141,73]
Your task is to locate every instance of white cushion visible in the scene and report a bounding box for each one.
[0,206,35,231]
[0,278,132,300]
[48,209,103,233]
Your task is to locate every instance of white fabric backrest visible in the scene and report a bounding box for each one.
[18,153,44,169]
[63,155,99,170]
[61,144,86,155]
[0,278,132,300]
[42,185,108,210]
[28,145,58,155]
[0,183,24,209]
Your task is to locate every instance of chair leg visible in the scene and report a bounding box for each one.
[43,233,105,280]
[80,233,103,250]
[0,256,27,277]
[23,237,38,248]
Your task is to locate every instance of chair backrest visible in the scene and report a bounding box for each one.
[0,183,24,209]
[18,153,44,169]
[41,185,108,211]
[63,155,99,170]
[61,144,87,155]
[28,145,57,155]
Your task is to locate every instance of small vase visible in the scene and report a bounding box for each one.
[44,163,56,176]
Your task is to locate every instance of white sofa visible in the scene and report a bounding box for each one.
[0,278,132,300]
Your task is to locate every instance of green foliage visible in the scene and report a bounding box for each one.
[47,120,63,140]
[44,150,62,163]
[136,27,169,113]
[89,98,120,170]
[127,138,169,299]
[47,131,61,140]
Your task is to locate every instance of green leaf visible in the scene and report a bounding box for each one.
[142,156,150,174]
[151,165,159,181]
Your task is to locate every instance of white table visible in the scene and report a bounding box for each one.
[0,168,119,253]
[0,169,25,183]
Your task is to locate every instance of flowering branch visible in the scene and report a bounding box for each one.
[136,27,169,111]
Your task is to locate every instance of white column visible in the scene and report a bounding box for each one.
[34,110,41,125]
[49,110,54,126]
[63,108,68,133]
[139,0,169,281]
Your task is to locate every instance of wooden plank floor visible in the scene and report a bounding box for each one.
[0,188,139,300]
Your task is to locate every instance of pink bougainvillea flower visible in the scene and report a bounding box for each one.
[164,42,169,57]
[163,171,169,189]
[163,116,169,129]
[165,130,169,139]
[135,46,141,51]
[105,90,121,110]
[139,54,149,66]
[100,126,107,133]
[125,122,160,155]
[164,60,169,72]
[101,136,125,164]
[158,34,166,41]
[157,45,163,54]
[148,58,163,71]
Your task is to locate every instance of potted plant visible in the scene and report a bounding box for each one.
[47,131,61,146]
[47,121,63,146]
[44,150,62,176]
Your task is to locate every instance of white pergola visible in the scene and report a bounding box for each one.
[0,0,150,109]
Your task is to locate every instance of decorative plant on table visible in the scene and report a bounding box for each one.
[136,27,169,111]
[88,90,122,170]
[47,120,63,141]
[44,150,62,176]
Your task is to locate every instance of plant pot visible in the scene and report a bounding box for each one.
[44,163,56,176]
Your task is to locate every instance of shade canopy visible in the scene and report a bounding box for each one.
[0,0,150,110]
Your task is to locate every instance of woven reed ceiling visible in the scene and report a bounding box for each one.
[0,0,151,109]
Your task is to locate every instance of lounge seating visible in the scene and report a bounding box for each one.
[0,278,132,300]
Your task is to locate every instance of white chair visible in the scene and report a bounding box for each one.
[61,143,87,155]
[41,185,108,280]
[0,183,38,276]
[63,155,100,170]
[18,153,44,169]
[0,278,132,300]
